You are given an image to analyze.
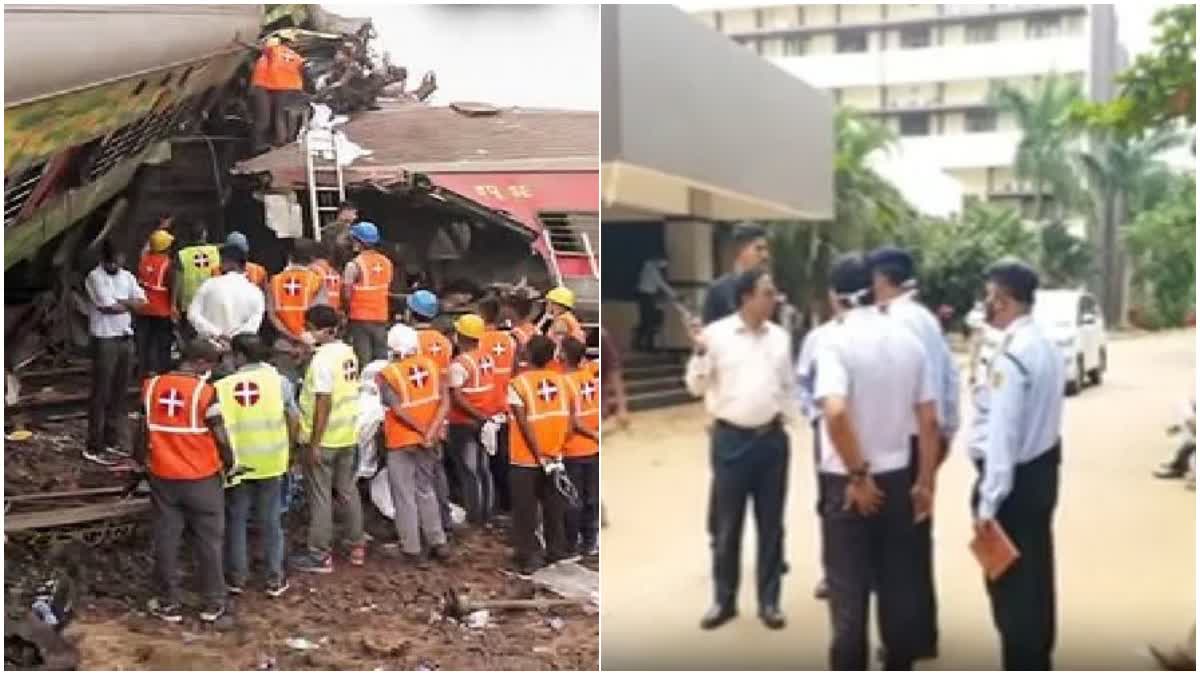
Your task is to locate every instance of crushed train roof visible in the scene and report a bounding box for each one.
[234,102,599,188]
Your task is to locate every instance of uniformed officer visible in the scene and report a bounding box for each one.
[812,253,940,670]
[868,245,960,660]
[969,259,1064,670]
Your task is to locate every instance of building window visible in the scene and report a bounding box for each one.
[965,20,997,44]
[898,112,931,136]
[782,37,808,56]
[899,26,931,49]
[1026,16,1062,39]
[965,109,998,132]
[837,30,868,53]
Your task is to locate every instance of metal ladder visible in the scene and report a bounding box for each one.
[540,222,601,358]
[304,128,346,239]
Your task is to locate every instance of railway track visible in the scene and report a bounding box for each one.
[5,486,150,545]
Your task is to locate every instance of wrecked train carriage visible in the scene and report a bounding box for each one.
[232,101,600,322]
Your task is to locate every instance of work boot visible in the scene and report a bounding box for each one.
[1155,466,1187,479]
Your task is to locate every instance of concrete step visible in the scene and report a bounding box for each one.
[623,350,688,369]
[627,387,698,412]
[623,363,685,382]
[626,375,686,396]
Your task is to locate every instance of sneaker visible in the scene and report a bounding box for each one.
[290,551,333,574]
[104,445,131,458]
[82,448,118,466]
[226,579,245,595]
[199,602,226,623]
[265,577,290,598]
[149,598,183,623]
[349,542,367,567]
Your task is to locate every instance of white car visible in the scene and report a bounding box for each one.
[968,290,1108,396]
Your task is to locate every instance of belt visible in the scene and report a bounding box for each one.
[715,416,782,435]
[95,334,134,341]
[973,439,1062,471]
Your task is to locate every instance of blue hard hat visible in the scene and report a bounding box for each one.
[225,231,250,253]
[407,289,439,319]
[867,245,915,282]
[349,221,380,245]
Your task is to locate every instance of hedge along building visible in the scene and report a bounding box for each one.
[601,4,833,404]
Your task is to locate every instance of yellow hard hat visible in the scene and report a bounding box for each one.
[264,36,281,48]
[546,286,575,309]
[454,313,485,340]
[149,229,175,252]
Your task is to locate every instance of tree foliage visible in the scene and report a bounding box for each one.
[1124,172,1196,327]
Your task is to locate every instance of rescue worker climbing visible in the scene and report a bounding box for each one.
[342,221,393,368]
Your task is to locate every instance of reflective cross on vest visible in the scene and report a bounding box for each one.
[537,379,558,402]
[479,356,494,375]
[371,263,384,275]
[234,381,261,407]
[324,272,339,290]
[343,359,358,381]
[491,342,507,357]
[427,341,443,355]
[580,379,597,401]
[408,365,429,388]
[284,278,303,296]
[160,389,185,416]
[193,253,210,268]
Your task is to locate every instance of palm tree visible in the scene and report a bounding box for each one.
[1076,126,1189,323]
[990,73,1086,221]
[832,108,917,250]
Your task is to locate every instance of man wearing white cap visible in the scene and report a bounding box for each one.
[375,324,453,564]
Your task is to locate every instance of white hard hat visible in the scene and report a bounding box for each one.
[387,324,419,357]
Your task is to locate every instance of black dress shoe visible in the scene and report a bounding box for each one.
[759,606,786,630]
[813,579,829,600]
[699,604,737,630]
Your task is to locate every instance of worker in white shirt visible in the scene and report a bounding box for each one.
[187,243,266,373]
[634,257,669,352]
[83,240,148,464]
[685,267,795,632]
[868,245,960,661]
[812,253,940,671]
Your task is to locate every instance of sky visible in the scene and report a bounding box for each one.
[322,3,599,111]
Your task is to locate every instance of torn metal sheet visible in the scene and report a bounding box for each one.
[530,560,599,606]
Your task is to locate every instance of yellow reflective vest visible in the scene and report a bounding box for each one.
[178,245,221,309]
[299,341,359,449]
[214,363,290,484]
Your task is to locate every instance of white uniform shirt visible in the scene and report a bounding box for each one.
[814,305,934,475]
[968,316,1064,520]
[885,291,961,437]
[84,266,146,338]
[636,259,669,295]
[795,320,836,422]
[684,313,796,428]
[187,272,266,339]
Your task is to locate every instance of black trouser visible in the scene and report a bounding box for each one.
[250,85,272,150]
[509,465,568,566]
[820,467,919,671]
[710,420,789,611]
[87,336,134,452]
[489,422,512,512]
[348,321,388,369]
[909,438,939,655]
[136,315,174,378]
[564,454,600,551]
[973,444,1061,671]
[150,473,226,606]
[634,293,661,351]
[1167,441,1196,473]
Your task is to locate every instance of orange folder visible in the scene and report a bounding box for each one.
[970,521,1020,581]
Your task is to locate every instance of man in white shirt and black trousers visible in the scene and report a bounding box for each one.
[685,267,795,632]
[813,253,941,670]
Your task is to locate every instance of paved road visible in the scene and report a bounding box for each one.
[600,330,1195,670]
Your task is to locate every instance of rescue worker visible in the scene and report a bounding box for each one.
[175,236,221,324]
[408,289,455,532]
[267,240,325,382]
[868,245,960,661]
[135,338,233,623]
[545,286,586,343]
[812,254,940,669]
[226,232,268,292]
[376,324,453,565]
[479,295,518,513]
[84,240,147,464]
[970,259,1064,670]
[702,223,771,325]
[320,200,359,271]
[343,221,393,367]
[249,35,305,151]
[215,334,297,599]
[684,267,795,633]
[187,244,266,369]
[309,241,343,314]
[506,335,571,574]
[505,292,540,370]
[447,314,497,526]
[560,336,600,557]
[135,229,177,378]
[291,305,365,573]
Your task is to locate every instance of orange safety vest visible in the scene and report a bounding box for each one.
[260,44,304,92]
[347,250,392,322]
[448,350,496,425]
[310,259,342,311]
[271,266,322,337]
[143,373,222,480]
[417,328,452,376]
[136,252,172,318]
[480,329,517,414]
[507,369,570,467]
[250,54,271,89]
[551,311,587,343]
[246,262,268,289]
[585,359,600,380]
[564,368,600,458]
[379,354,442,450]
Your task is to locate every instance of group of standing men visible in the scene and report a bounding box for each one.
[82,208,601,624]
[687,223,1066,670]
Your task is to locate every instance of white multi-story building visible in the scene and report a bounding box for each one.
[693,4,1127,214]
